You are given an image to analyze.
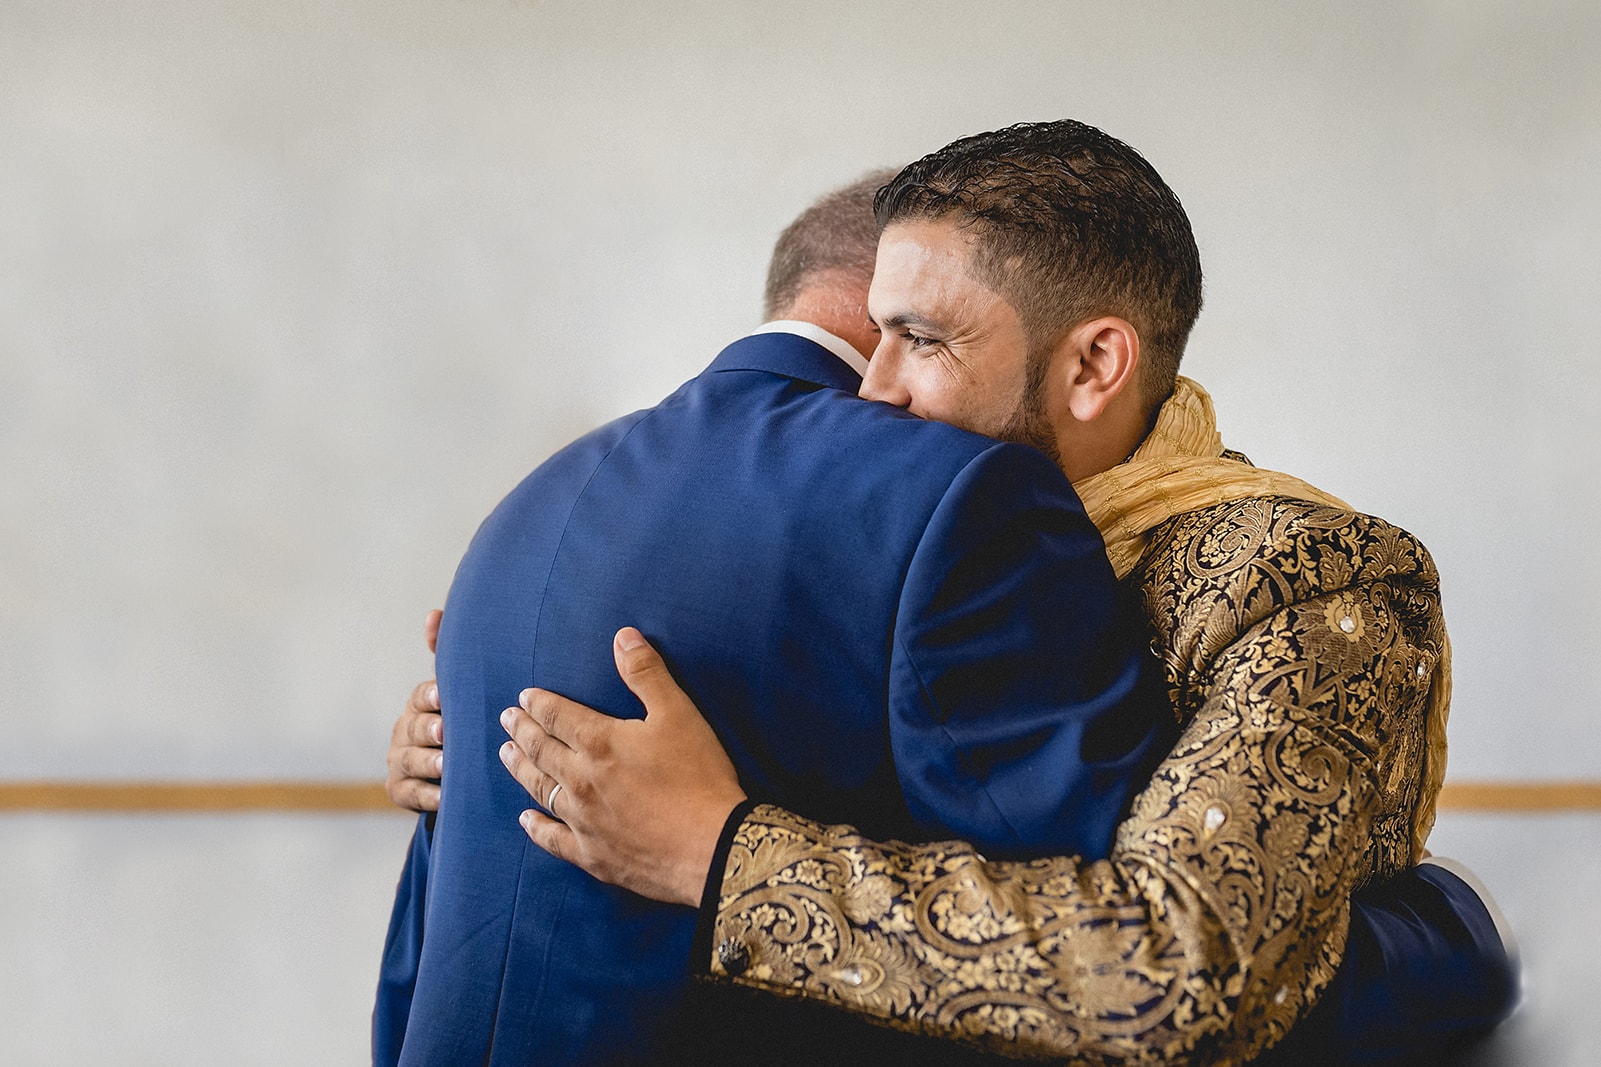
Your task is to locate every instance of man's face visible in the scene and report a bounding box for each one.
[861,218,1057,459]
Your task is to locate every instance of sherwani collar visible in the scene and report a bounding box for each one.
[1075,375,1351,580]
[1077,375,1450,864]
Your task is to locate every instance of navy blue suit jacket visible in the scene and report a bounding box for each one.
[375,331,1170,1065]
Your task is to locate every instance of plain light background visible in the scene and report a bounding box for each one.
[2,0,1597,1061]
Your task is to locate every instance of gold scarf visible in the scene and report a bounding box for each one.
[1075,376,1448,860]
[1074,376,1350,578]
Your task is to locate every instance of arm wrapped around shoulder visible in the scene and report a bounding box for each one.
[701,500,1449,1064]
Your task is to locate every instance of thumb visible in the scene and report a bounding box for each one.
[613,627,683,719]
[424,609,443,655]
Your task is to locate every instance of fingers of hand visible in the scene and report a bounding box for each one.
[520,810,577,866]
[391,681,437,743]
[406,679,441,715]
[412,781,441,812]
[396,708,443,749]
[517,687,602,754]
[503,704,579,781]
[388,779,441,814]
[393,744,444,781]
[498,737,556,816]
[384,744,442,812]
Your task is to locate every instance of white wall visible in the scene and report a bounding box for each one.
[0,812,416,1064]
[4,0,1597,784]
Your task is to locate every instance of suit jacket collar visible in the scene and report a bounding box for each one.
[706,331,864,394]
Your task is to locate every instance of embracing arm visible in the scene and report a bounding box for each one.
[701,582,1397,1065]
[500,574,1511,1063]
[504,581,1424,1064]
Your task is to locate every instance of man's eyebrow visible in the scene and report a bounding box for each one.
[875,311,940,332]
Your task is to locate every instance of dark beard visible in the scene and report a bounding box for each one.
[996,344,1061,468]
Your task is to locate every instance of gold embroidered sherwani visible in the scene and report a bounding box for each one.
[700,379,1451,1064]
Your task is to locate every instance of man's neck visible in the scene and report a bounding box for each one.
[1059,406,1151,485]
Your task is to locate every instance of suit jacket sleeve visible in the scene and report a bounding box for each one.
[885,441,1171,860]
[697,571,1499,1064]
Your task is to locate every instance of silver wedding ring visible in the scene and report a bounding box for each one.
[546,782,565,821]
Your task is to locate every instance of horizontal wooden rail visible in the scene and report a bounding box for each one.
[0,781,396,812]
[1437,781,1601,812]
[0,780,1599,813]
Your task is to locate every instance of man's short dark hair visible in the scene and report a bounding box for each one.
[763,170,897,320]
[874,121,1203,408]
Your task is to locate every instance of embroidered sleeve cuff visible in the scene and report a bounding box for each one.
[691,797,760,976]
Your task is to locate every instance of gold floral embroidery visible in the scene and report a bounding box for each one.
[709,496,1445,1064]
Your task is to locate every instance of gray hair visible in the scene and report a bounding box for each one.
[763,169,897,319]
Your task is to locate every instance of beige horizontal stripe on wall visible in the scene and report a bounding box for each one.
[0,781,396,812]
[2,780,1601,813]
[1438,781,1601,811]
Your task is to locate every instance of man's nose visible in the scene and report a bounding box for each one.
[859,347,911,408]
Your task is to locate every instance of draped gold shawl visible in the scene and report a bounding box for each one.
[1075,377,1449,860]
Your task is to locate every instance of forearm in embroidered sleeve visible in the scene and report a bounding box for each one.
[706,802,1229,1062]
[703,590,1400,1064]
[1114,584,1402,1063]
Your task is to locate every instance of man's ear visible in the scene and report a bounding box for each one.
[1055,316,1140,423]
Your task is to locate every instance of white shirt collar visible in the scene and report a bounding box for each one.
[747,320,869,380]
